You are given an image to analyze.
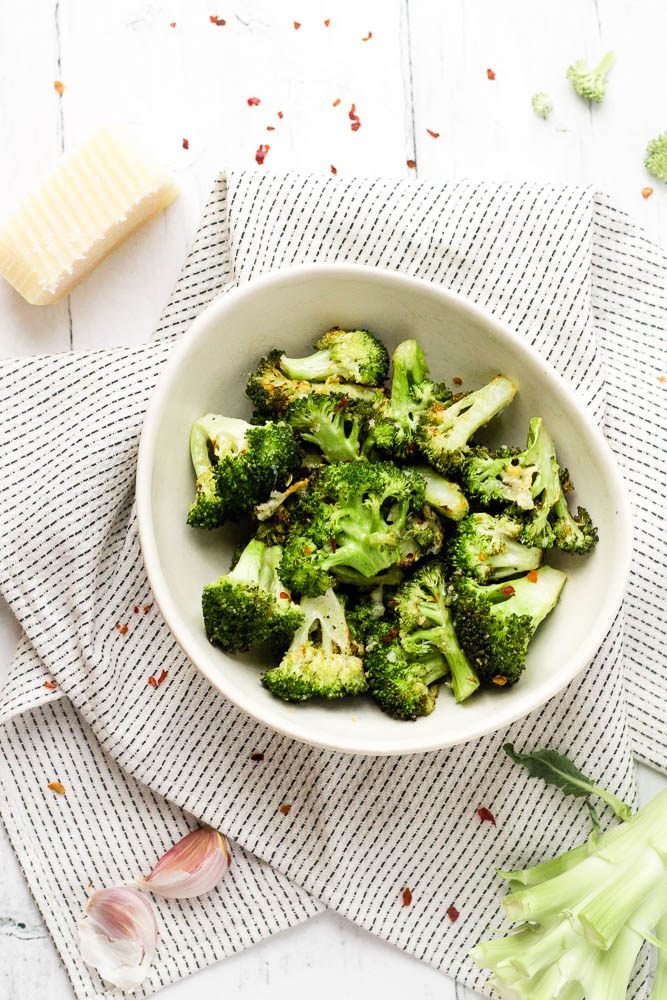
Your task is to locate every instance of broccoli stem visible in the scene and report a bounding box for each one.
[229,539,266,586]
[652,913,667,1000]
[582,887,665,995]
[413,465,469,520]
[524,417,561,506]
[489,538,542,577]
[491,566,566,629]
[434,376,516,452]
[577,850,666,949]
[299,415,361,463]
[389,340,430,417]
[280,349,336,382]
[409,595,480,702]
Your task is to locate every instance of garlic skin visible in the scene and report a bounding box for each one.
[140,827,231,900]
[79,886,157,991]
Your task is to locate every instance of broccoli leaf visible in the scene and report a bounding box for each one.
[503,743,632,822]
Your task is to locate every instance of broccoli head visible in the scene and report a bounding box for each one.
[202,539,303,653]
[566,50,615,103]
[262,588,367,701]
[187,413,302,527]
[285,393,373,463]
[370,340,452,459]
[449,566,567,686]
[446,512,543,583]
[278,461,427,596]
[364,623,450,720]
[644,132,667,184]
[412,465,469,521]
[416,375,517,474]
[344,585,390,645]
[279,328,389,386]
[550,494,599,554]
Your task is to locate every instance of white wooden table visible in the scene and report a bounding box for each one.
[0,1,665,997]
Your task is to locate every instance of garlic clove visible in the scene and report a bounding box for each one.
[79,886,157,991]
[140,827,231,900]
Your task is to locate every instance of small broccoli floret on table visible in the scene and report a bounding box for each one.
[412,465,469,521]
[279,328,389,386]
[187,413,301,527]
[450,565,566,686]
[262,588,367,701]
[416,375,516,474]
[278,461,427,596]
[644,132,667,183]
[532,92,554,120]
[202,539,303,653]
[566,50,615,103]
[370,340,452,459]
[285,394,373,463]
[246,348,385,420]
[446,512,543,583]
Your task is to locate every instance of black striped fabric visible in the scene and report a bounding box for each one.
[0,173,663,999]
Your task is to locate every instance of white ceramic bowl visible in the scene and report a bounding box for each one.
[136,264,632,756]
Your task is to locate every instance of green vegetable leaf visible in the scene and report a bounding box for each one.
[503,744,633,822]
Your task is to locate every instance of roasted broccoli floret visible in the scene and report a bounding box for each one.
[450,566,567,686]
[262,588,367,701]
[550,493,599,554]
[644,132,667,183]
[446,513,543,583]
[344,585,389,645]
[202,539,303,653]
[279,328,389,386]
[364,624,450,720]
[398,506,444,566]
[246,349,384,420]
[416,375,517,473]
[370,340,452,458]
[394,562,481,704]
[532,92,553,120]
[566,50,615,103]
[412,465,469,521]
[285,394,373,463]
[278,461,426,596]
[187,413,301,527]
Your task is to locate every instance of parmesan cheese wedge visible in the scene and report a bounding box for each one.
[0,125,178,305]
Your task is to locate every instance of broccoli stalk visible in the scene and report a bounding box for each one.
[446,512,543,583]
[202,539,303,653]
[285,394,372,463]
[645,131,667,183]
[262,588,367,701]
[566,50,615,103]
[451,566,567,686]
[279,328,389,386]
[416,375,517,473]
[412,465,469,521]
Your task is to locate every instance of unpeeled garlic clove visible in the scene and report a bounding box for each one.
[79,886,157,991]
[140,827,231,899]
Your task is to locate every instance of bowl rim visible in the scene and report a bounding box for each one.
[136,262,633,756]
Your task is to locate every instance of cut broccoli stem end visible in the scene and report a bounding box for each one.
[230,539,268,586]
[492,567,566,629]
[280,349,335,382]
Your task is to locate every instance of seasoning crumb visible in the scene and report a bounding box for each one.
[148,675,158,688]
[210,15,225,25]
[406,159,416,169]
[477,807,497,826]
[642,187,654,199]
[293,21,301,29]
[526,570,539,583]
[255,144,270,165]
[361,31,373,41]
[182,138,189,150]
[247,97,261,106]
[659,376,666,383]
[402,887,412,906]
[351,121,361,132]
[487,68,496,80]
[447,905,459,923]
[278,110,284,118]
[170,22,176,27]
[87,879,93,888]
[158,669,168,686]
[267,125,275,131]
[143,605,152,613]
[279,803,292,815]
[133,606,139,614]
[324,18,330,27]
[333,98,341,107]
[48,781,66,795]
[250,752,265,762]
[44,681,58,691]
[330,164,338,175]
[115,623,120,630]
[492,675,507,686]
[54,81,65,96]
[426,128,440,138]
[452,376,462,385]
[120,625,128,636]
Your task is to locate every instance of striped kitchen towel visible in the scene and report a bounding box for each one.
[0,173,665,1000]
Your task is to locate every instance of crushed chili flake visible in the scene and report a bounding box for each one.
[330,537,338,552]
[304,546,312,554]
[361,31,373,41]
[247,96,261,106]
[501,585,516,597]
[477,807,497,826]
[426,128,440,138]
[478,552,487,561]
[250,752,265,762]
[143,605,152,613]
[381,629,400,643]
[278,110,284,118]
[333,98,341,107]
[642,187,654,199]
[402,887,412,906]
[492,675,507,686]
[267,125,275,131]
[406,159,416,169]
[487,68,496,80]
[182,138,189,149]
[452,376,463,385]
[54,80,65,95]
[120,625,128,635]
[279,592,290,601]
[158,669,168,685]
[44,681,58,690]
[324,18,330,26]
[115,623,120,629]
[293,21,301,29]
[334,397,348,412]
[526,570,539,583]
[255,143,270,165]
[447,905,459,923]
[48,781,66,794]
[170,22,176,27]
[279,803,292,814]
[349,103,358,120]
[210,15,226,25]
[330,164,337,174]
[148,675,158,688]
[133,606,139,614]
[351,121,361,131]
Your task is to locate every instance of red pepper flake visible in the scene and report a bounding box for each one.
[47,781,66,795]
[526,570,539,583]
[426,128,440,138]
[351,121,361,132]
[43,681,58,691]
[148,675,158,689]
[210,15,226,25]
[500,585,516,597]
[278,110,284,118]
[452,376,463,385]
[381,629,400,643]
[333,397,348,412]
[250,752,265,762]
[487,68,496,80]
[143,605,152,613]
[115,623,120,630]
[293,21,301,29]
[182,138,189,150]
[406,159,416,169]
[157,669,168,686]
[120,625,128,636]
[361,31,373,41]
[279,592,290,601]
[247,97,261,106]
[447,905,459,923]
[267,125,275,131]
[133,606,139,614]
[324,18,330,27]
[330,537,337,552]
[477,807,497,826]
[255,143,270,165]
[303,546,312,554]
[279,803,292,814]
[333,98,341,107]
[170,21,176,27]
[54,80,65,96]
[642,187,654,199]
[349,103,358,121]
[330,164,337,174]
[387,599,398,607]
[402,887,412,906]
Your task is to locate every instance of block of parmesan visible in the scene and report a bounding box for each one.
[0,125,178,305]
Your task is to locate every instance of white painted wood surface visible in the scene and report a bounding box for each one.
[0,1,665,997]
